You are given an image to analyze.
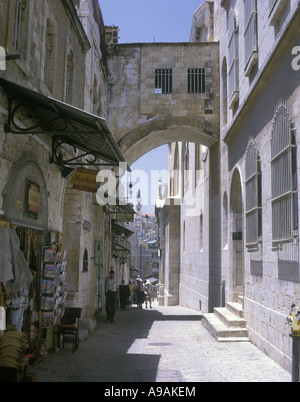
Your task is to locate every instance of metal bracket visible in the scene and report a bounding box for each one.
[4,98,68,134]
[3,94,119,168]
[49,138,114,167]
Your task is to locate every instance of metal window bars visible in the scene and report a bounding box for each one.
[271,104,298,243]
[245,143,262,246]
[155,69,172,94]
[244,0,258,68]
[187,69,205,94]
[12,0,24,51]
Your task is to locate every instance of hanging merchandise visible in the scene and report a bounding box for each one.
[0,224,45,364]
[40,246,67,329]
[0,225,14,284]
[2,227,33,294]
[1,227,33,336]
[0,306,5,331]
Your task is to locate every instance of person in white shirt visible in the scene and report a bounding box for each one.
[105,270,119,323]
[144,280,152,309]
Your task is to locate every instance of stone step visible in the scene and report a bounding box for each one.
[214,307,246,328]
[202,313,249,342]
[226,301,244,318]
[238,295,244,307]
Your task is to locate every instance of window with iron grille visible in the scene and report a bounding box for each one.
[271,104,298,244]
[155,69,172,94]
[44,20,55,92]
[245,142,262,247]
[12,0,25,51]
[188,69,205,94]
[66,55,74,104]
[228,10,239,101]
[83,248,89,272]
[244,0,258,69]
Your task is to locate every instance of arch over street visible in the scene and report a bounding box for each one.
[118,115,219,166]
[107,41,220,165]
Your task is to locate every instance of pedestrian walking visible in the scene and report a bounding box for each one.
[144,280,152,308]
[119,280,130,311]
[128,280,135,308]
[135,278,145,309]
[105,270,119,323]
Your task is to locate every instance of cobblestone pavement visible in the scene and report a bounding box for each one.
[32,303,291,383]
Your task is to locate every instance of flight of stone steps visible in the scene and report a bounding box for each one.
[202,297,249,342]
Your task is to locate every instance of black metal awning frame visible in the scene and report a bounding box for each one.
[104,200,136,222]
[111,220,134,240]
[0,78,126,168]
[112,241,131,253]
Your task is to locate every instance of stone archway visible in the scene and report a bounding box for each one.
[118,116,219,166]
[229,168,244,301]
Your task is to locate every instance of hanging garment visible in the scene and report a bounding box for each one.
[0,226,14,284]
[3,228,33,294]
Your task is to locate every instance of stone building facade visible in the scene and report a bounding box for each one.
[107,41,220,165]
[107,39,220,310]
[1,0,299,376]
[128,211,159,281]
[0,0,129,355]
[161,0,300,372]
[216,0,300,371]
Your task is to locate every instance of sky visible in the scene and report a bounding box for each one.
[99,0,204,43]
[99,0,204,213]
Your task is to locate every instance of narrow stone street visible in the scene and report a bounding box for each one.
[32,303,290,383]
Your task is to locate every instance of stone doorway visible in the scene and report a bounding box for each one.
[230,168,244,301]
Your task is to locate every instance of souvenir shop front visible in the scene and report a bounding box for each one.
[0,155,68,369]
[0,78,127,378]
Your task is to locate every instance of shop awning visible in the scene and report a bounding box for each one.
[104,200,136,223]
[112,241,131,253]
[111,221,134,239]
[0,78,126,167]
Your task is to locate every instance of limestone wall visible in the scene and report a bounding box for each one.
[107,42,220,152]
[216,0,300,371]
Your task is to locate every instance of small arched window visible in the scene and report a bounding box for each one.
[83,248,88,272]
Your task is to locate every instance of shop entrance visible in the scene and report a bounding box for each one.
[15,226,45,356]
[230,168,244,301]
[1,156,49,362]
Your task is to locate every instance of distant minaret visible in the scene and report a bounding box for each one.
[136,189,142,214]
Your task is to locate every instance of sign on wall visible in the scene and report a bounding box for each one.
[71,168,99,193]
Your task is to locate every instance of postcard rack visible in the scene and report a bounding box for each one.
[40,247,67,328]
